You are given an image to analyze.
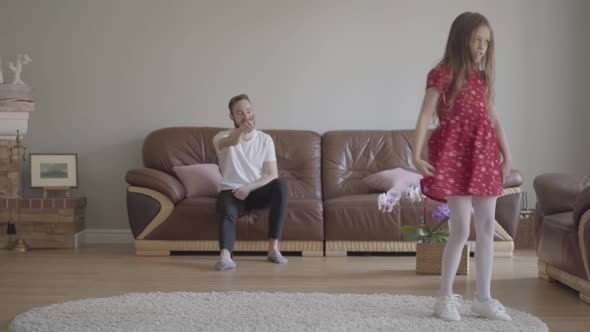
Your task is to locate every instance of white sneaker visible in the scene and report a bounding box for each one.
[433,294,462,321]
[471,298,512,321]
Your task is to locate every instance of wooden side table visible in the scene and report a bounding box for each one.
[515,210,536,249]
[0,197,86,249]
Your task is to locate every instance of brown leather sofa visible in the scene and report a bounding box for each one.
[126,127,324,256]
[126,127,523,257]
[322,130,523,257]
[534,173,590,304]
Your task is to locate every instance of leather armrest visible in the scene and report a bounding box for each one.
[534,173,590,215]
[574,186,590,223]
[125,168,185,204]
[577,187,590,280]
[503,169,523,188]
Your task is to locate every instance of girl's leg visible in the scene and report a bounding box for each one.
[470,195,511,320]
[472,196,497,301]
[439,196,472,297]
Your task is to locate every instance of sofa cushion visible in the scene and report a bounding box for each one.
[245,199,324,241]
[537,211,587,279]
[144,197,323,241]
[173,164,222,198]
[324,194,499,242]
[322,130,428,200]
[363,167,422,192]
[324,194,402,241]
[324,194,440,241]
[543,211,576,230]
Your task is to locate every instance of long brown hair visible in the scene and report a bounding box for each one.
[440,12,495,109]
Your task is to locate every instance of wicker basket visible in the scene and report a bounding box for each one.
[515,211,536,248]
[416,242,469,275]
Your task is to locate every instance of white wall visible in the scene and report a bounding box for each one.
[1,0,588,229]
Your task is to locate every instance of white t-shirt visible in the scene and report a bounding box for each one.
[213,129,277,190]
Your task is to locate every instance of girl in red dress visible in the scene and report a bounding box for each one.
[413,12,514,322]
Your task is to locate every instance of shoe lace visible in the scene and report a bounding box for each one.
[449,294,462,308]
[439,294,462,312]
[488,299,506,313]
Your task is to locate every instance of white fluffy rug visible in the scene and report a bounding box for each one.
[10,292,548,332]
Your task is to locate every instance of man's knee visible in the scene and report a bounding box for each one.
[272,177,288,194]
[220,207,239,221]
[217,194,239,220]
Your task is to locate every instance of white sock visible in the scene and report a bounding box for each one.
[439,196,472,297]
[472,196,497,301]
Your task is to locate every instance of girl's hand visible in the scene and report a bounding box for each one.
[414,159,436,177]
[500,159,512,180]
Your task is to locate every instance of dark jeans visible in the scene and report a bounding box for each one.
[217,178,288,253]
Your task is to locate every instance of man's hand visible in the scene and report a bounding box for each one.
[233,185,251,200]
[238,120,254,134]
[216,120,255,152]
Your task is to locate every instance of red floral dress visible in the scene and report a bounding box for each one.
[420,64,503,202]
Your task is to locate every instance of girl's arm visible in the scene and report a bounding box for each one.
[489,103,513,178]
[412,88,441,176]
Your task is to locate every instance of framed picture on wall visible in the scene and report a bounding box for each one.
[29,154,78,188]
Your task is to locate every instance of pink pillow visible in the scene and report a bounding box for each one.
[173,164,222,198]
[364,167,423,192]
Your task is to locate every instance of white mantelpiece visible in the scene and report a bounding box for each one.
[0,84,34,139]
[0,84,34,198]
[0,112,29,139]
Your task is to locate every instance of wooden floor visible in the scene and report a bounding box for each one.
[1,246,589,331]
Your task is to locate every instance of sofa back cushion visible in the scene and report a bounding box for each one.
[322,130,426,200]
[265,130,322,200]
[143,127,322,200]
[143,127,223,174]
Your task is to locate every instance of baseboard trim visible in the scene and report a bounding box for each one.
[79,229,134,245]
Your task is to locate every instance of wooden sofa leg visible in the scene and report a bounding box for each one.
[538,271,555,282]
[537,260,556,282]
[580,282,590,304]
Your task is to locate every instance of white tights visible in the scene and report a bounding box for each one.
[438,196,497,301]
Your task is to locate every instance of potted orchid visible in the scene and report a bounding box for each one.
[401,204,450,244]
[378,187,468,274]
[378,186,450,244]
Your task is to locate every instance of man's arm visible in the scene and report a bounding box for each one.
[215,121,254,151]
[232,161,279,200]
[216,129,242,151]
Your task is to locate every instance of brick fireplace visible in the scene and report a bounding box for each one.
[0,84,34,198]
